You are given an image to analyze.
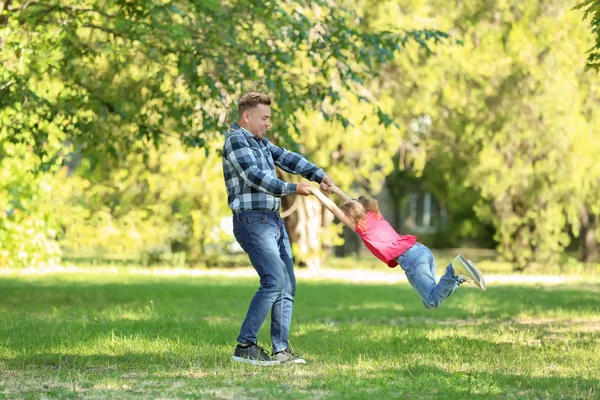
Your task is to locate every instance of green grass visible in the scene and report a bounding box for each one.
[1,270,599,399]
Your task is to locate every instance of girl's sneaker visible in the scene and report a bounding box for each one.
[452,255,486,291]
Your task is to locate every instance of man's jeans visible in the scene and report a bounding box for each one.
[396,243,459,309]
[233,211,295,353]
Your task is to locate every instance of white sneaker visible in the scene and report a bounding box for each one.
[452,255,486,291]
[273,348,306,364]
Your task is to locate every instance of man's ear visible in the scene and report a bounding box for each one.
[241,110,250,123]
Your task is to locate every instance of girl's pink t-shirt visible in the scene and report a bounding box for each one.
[355,211,417,268]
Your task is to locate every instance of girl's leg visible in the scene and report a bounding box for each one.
[397,244,438,308]
[425,247,460,307]
[397,244,459,309]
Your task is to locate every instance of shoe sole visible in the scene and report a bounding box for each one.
[457,255,486,291]
[232,356,281,366]
[281,358,306,364]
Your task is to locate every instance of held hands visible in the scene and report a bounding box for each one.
[295,175,335,197]
[320,175,335,194]
[295,182,314,196]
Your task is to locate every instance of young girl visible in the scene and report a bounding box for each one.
[308,185,486,309]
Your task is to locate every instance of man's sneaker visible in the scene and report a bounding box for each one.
[452,255,486,291]
[273,348,306,364]
[232,343,280,366]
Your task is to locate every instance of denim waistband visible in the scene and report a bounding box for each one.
[233,210,280,221]
[400,242,423,256]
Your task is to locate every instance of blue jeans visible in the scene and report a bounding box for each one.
[396,243,460,309]
[232,211,295,353]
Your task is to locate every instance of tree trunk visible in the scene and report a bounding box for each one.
[282,194,326,270]
[579,206,598,263]
[277,164,336,270]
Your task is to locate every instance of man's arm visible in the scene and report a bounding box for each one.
[267,141,327,183]
[308,186,356,231]
[224,134,297,196]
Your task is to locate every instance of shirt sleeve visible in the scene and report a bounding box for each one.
[224,133,297,196]
[267,140,327,183]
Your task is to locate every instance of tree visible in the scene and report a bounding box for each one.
[575,0,600,71]
[573,1,600,262]
[0,0,445,266]
[1,0,446,152]
[360,0,600,269]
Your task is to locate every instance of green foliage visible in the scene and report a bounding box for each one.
[0,0,444,267]
[0,0,444,154]
[574,0,600,71]
[59,133,231,265]
[4,0,596,270]
[292,95,404,195]
[0,115,69,268]
[362,0,600,269]
[385,160,494,248]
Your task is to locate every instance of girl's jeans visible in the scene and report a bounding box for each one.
[396,243,460,309]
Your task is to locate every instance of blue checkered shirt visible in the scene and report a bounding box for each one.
[222,122,326,214]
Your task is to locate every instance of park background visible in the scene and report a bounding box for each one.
[1,0,600,398]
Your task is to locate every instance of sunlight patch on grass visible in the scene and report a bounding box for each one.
[75,333,194,359]
[295,322,341,334]
[347,302,406,312]
[98,303,157,322]
[0,346,18,359]
[514,308,599,320]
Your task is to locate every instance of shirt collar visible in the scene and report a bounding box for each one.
[230,122,261,142]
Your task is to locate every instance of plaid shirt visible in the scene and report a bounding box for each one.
[222,122,326,214]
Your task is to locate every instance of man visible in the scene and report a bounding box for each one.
[222,92,334,365]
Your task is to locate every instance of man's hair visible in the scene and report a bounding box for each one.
[239,92,271,116]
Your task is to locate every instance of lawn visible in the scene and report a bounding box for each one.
[0,269,599,399]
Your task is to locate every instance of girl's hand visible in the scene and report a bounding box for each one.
[305,184,319,195]
[295,182,313,196]
[320,175,335,194]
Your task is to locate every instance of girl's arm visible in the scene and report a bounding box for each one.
[331,185,352,202]
[308,186,356,231]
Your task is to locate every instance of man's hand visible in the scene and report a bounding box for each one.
[320,175,335,194]
[295,182,314,196]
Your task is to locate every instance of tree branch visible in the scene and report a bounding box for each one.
[0,0,14,26]
[72,79,116,113]
[0,79,14,92]
[82,23,128,40]
[24,2,116,19]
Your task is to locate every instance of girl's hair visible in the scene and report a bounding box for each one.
[339,196,380,229]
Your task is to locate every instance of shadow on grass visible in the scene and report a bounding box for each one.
[4,343,599,399]
[1,274,599,398]
[301,282,600,323]
[5,353,600,399]
[318,363,600,399]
